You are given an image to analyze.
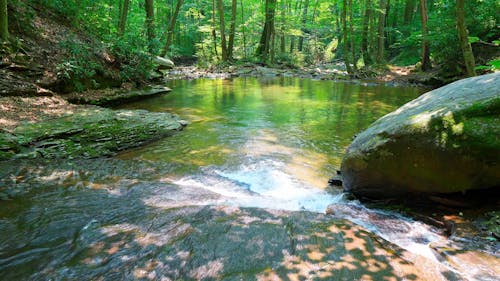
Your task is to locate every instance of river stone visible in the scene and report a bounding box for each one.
[2,107,186,159]
[153,56,175,69]
[341,72,500,197]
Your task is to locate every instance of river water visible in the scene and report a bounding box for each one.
[1,78,498,280]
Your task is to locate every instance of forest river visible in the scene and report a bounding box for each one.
[1,78,498,280]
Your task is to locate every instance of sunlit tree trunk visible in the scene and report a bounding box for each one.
[217,0,228,61]
[362,0,373,65]
[1,0,8,42]
[228,0,237,60]
[145,0,155,52]
[419,0,431,71]
[118,0,130,36]
[457,0,476,77]
[161,0,183,57]
[376,0,387,63]
[256,0,276,62]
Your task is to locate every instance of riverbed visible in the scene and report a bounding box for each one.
[1,77,498,280]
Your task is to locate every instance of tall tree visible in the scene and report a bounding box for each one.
[161,0,184,57]
[403,0,416,25]
[376,0,388,63]
[298,0,310,52]
[419,0,431,71]
[145,0,156,52]
[361,0,373,64]
[0,0,8,42]
[456,0,476,77]
[342,0,353,74]
[216,0,228,61]
[118,0,130,36]
[211,0,219,59]
[228,0,237,59]
[256,0,277,62]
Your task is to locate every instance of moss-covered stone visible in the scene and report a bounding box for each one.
[341,73,500,197]
[1,107,186,160]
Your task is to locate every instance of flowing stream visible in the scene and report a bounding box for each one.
[2,78,497,280]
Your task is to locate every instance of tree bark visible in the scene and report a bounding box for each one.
[240,0,247,59]
[145,0,155,52]
[228,0,237,59]
[118,0,130,36]
[161,0,184,57]
[0,0,8,42]
[376,0,387,63]
[256,0,276,62]
[217,0,228,61]
[457,0,476,77]
[419,0,431,71]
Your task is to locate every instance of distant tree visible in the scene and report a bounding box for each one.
[118,0,130,36]
[456,0,476,77]
[376,0,387,63]
[161,0,184,57]
[217,0,228,61]
[227,0,237,60]
[256,0,276,62]
[145,0,155,52]
[0,0,8,42]
[419,0,431,71]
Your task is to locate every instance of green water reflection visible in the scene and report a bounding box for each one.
[117,77,423,187]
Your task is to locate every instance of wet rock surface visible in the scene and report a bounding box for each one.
[341,72,500,197]
[0,159,464,281]
[0,107,186,160]
[65,86,172,106]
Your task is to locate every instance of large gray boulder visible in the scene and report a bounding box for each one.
[341,72,500,197]
[153,56,175,69]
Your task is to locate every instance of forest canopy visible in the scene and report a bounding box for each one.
[2,0,499,81]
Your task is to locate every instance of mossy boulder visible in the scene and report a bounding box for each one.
[0,107,186,160]
[341,72,500,197]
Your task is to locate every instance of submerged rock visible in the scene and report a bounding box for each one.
[341,72,500,197]
[0,107,187,159]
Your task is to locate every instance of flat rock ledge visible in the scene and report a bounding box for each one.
[0,107,187,160]
[65,86,172,106]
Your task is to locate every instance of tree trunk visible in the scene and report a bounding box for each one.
[145,0,155,52]
[228,0,237,59]
[342,0,353,74]
[240,0,247,59]
[403,0,416,25]
[211,0,219,59]
[348,0,357,71]
[0,0,8,42]
[161,0,184,57]
[217,0,228,61]
[118,0,130,36]
[457,0,476,77]
[362,0,372,64]
[256,0,276,63]
[376,0,387,63]
[298,0,310,52]
[419,0,431,71]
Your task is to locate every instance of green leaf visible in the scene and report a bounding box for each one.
[488,59,500,70]
[468,36,480,44]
